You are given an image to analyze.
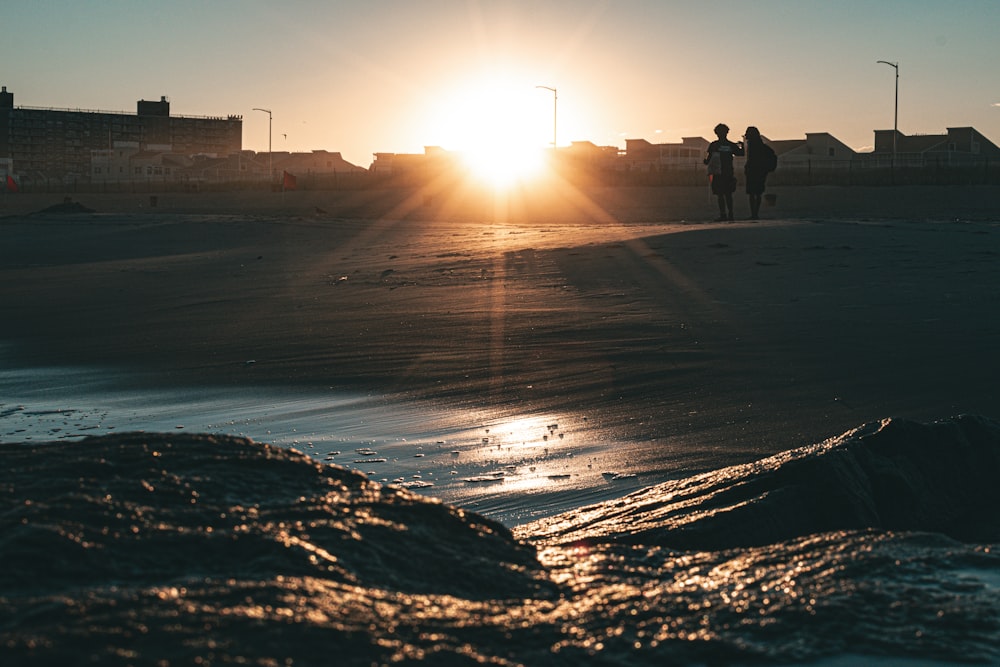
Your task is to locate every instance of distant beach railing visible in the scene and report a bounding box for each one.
[609,155,1000,187]
[5,155,999,192]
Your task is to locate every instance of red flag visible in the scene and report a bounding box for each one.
[4,175,17,193]
[282,171,297,191]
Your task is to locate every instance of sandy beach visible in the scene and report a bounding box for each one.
[3,184,1000,666]
[2,184,1000,519]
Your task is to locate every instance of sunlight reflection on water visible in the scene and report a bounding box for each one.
[0,363,649,524]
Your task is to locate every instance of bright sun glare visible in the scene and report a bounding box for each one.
[426,76,552,188]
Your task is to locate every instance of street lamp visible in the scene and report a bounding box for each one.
[535,85,557,148]
[252,107,272,183]
[876,61,898,159]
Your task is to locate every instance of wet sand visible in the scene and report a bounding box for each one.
[2,185,999,520]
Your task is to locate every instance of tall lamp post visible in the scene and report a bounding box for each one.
[535,85,557,149]
[252,107,272,183]
[876,61,898,159]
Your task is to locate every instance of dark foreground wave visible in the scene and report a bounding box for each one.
[2,416,998,666]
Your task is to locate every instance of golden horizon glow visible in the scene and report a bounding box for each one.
[459,144,547,188]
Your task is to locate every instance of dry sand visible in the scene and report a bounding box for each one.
[2,184,999,516]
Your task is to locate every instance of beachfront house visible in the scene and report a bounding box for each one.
[369,147,452,177]
[623,137,709,172]
[269,150,366,176]
[767,132,858,165]
[869,127,1000,166]
[90,142,192,183]
[562,141,622,171]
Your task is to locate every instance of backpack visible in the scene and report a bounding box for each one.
[763,145,778,172]
[706,152,722,176]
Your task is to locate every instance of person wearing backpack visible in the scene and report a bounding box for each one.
[705,123,744,221]
[743,126,777,220]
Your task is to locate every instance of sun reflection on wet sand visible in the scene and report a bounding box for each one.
[0,363,659,525]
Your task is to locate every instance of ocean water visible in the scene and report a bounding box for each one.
[2,357,998,667]
[0,362,654,525]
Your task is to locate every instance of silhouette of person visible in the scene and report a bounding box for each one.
[743,126,776,220]
[704,123,744,221]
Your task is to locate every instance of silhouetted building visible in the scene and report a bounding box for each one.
[769,132,858,164]
[871,127,1000,162]
[623,137,708,171]
[563,141,621,170]
[369,147,451,176]
[271,150,365,175]
[0,86,242,184]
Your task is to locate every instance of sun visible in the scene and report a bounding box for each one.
[424,75,554,188]
[460,140,546,188]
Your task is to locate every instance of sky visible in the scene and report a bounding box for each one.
[3,0,999,168]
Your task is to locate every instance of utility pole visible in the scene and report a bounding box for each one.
[252,107,272,184]
[876,61,899,158]
[535,86,557,148]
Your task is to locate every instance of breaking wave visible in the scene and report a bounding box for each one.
[2,415,998,665]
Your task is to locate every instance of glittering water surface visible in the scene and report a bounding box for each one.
[534,531,999,664]
[2,422,998,666]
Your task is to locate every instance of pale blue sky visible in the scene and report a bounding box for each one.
[3,0,998,166]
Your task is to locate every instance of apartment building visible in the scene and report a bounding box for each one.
[0,87,242,184]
